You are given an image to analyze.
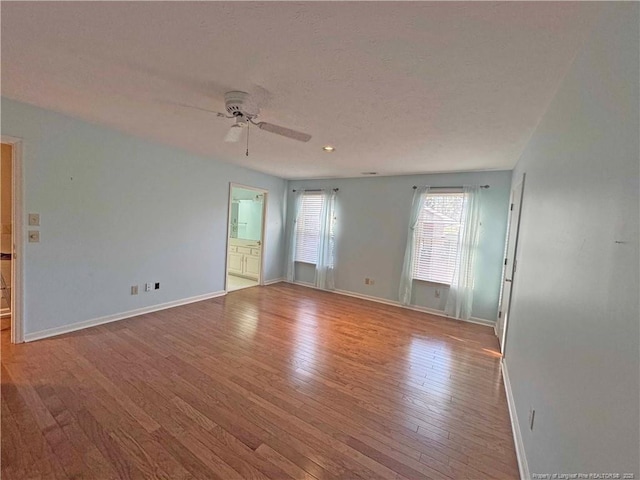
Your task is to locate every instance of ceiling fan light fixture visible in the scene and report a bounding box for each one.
[322,146,335,152]
[224,124,244,143]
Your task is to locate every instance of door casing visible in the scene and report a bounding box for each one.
[497,173,526,354]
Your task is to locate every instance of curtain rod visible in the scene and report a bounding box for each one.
[412,185,490,190]
[292,188,339,192]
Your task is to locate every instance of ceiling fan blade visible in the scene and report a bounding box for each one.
[165,101,227,117]
[256,122,312,142]
[224,124,244,143]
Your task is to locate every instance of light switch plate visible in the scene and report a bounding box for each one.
[28,213,40,226]
[28,231,40,243]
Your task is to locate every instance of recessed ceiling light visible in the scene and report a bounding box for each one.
[322,146,335,152]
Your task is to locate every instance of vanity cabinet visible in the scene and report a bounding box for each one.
[227,250,244,276]
[228,245,261,280]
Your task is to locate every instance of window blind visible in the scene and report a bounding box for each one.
[413,193,465,285]
[295,193,323,263]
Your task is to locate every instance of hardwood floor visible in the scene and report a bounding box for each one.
[1,283,519,479]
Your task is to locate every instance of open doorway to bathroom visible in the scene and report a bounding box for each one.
[226,184,267,292]
[1,136,23,343]
[1,144,12,332]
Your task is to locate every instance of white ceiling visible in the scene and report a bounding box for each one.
[1,2,601,179]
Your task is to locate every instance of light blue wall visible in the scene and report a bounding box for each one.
[2,98,287,337]
[288,170,512,321]
[504,4,639,476]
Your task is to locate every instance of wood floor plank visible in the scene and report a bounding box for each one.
[34,382,121,480]
[1,387,38,480]
[149,427,229,480]
[254,443,322,480]
[2,283,519,479]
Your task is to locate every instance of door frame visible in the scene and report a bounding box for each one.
[1,136,24,344]
[497,173,526,355]
[225,182,268,293]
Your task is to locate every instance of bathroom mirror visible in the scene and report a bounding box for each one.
[229,187,264,241]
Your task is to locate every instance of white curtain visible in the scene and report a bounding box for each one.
[399,186,430,305]
[445,186,482,320]
[315,190,337,290]
[285,190,304,282]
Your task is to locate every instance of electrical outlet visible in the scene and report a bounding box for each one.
[28,231,40,243]
[529,407,536,431]
[435,289,441,298]
[28,213,40,226]
[154,282,160,290]
[145,282,152,292]
[131,285,138,295]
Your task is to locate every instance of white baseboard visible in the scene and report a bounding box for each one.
[286,281,495,327]
[263,277,285,286]
[334,287,400,307]
[24,290,226,343]
[501,359,529,480]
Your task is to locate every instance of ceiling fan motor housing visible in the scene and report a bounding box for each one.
[224,91,258,119]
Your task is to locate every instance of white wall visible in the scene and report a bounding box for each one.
[1,98,287,337]
[504,4,639,476]
[288,170,512,322]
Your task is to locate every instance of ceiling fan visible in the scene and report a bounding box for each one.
[178,91,312,144]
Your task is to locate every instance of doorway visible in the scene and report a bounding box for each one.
[226,184,267,292]
[1,137,23,343]
[497,174,526,354]
[1,144,13,330]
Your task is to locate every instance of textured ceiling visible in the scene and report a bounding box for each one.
[1,2,601,179]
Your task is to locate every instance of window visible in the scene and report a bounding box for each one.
[295,193,323,263]
[413,193,465,284]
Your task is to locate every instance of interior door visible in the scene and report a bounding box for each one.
[497,175,526,353]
